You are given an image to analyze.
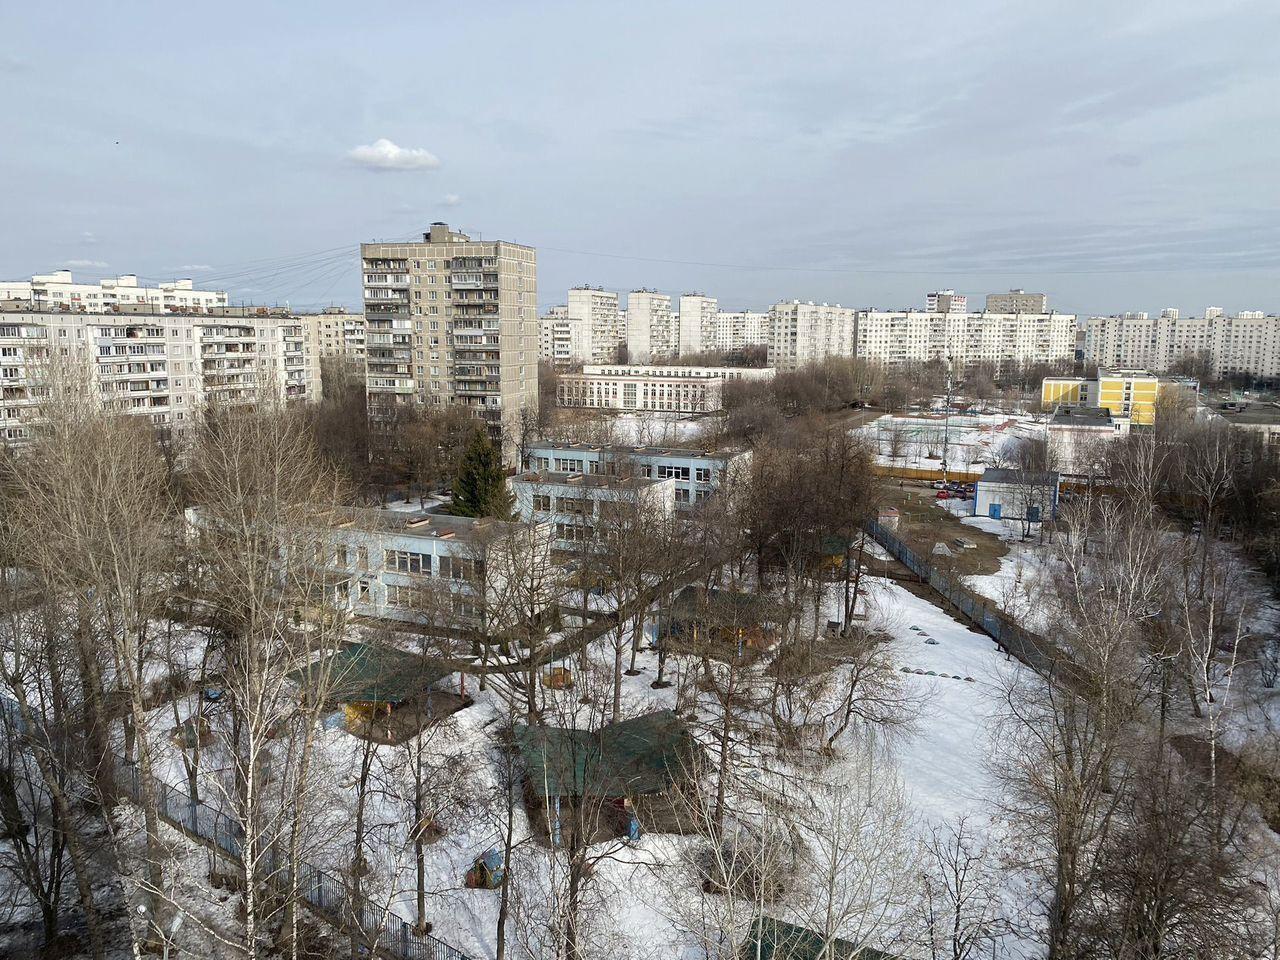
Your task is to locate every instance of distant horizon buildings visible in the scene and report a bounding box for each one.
[1,269,229,314]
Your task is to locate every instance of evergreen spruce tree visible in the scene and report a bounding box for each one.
[452,425,513,518]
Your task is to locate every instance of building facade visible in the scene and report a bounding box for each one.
[985,289,1048,314]
[855,311,1076,372]
[0,270,229,315]
[714,310,770,353]
[926,290,967,314]
[361,223,539,461]
[1083,311,1280,381]
[1045,405,1130,474]
[767,301,858,370]
[1041,368,1198,426]
[626,290,676,363]
[319,507,555,627]
[678,294,718,356]
[555,363,775,414]
[524,440,749,510]
[0,307,319,448]
[510,470,677,550]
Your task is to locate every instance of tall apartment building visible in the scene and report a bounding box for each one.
[538,305,570,367]
[361,223,538,461]
[301,307,366,362]
[626,290,676,363]
[985,289,1048,314]
[926,290,967,314]
[767,301,858,370]
[0,305,318,447]
[855,310,1076,372]
[555,286,624,366]
[1083,311,1280,380]
[714,310,770,353]
[677,293,718,356]
[0,270,228,314]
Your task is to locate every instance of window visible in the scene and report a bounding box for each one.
[656,464,690,480]
[675,488,691,503]
[695,467,712,483]
[533,494,552,512]
[336,544,349,567]
[384,549,432,575]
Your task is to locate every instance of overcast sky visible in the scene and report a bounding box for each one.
[2,1,1277,317]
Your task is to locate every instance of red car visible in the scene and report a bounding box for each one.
[935,490,951,500]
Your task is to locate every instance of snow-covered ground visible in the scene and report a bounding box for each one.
[860,412,1044,473]
[125,567,1039,959]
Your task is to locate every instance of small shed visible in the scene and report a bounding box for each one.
[973,468,1060,522]
[661,585,782,658]
[742,916,900,960]
[287,642,458,742]
[514,710,701,843]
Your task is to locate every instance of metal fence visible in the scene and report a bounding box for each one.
[1,693,473,960]
[865,519,1066,677]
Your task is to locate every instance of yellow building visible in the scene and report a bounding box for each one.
[1041,368,1196,426]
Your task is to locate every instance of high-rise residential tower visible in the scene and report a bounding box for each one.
[677,293,718,356]
[626,290,676,363]
[360,223,538,462]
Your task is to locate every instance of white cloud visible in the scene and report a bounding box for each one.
[442,193,462,207]
[347,138,441,172]
[65,259,107,268]
[177,264,214,271]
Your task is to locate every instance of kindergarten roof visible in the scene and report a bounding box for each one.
[742,917,900,960]
[514,709,699,799]
[287,642,448,706]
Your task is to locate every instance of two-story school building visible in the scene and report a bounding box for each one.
[509,470,677,551]
[523,441,749,509]
[317,507,555,626]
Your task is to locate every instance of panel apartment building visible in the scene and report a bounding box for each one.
[856,310,1076,373]
[539,287,623,368]
[1083,311,1280,381]
[0,270,229,314]
[0,304,319,447]
[626,290,677,363]
[361,223,538,461]
[767,301,858,370]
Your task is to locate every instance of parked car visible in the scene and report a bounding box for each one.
[935,490,951,500]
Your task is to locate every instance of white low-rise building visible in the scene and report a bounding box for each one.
[510,470,677,550]
[556,364,774,414]
[1045,405,1129,475]
[973,468,1060,522]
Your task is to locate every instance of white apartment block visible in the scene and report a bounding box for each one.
[361,223,539,462]
[0,307,319,448]
[539,305,570,367]
[1083,311,1280,380]
[510,470,676,550]
[567,286,623,365]
[556,363,775,414]
[301,307,366,364]
[0,270,228,314]
[985,289,1048,314]
[767,301,858,370]
[678,294,718,356]
[714,310,770,353]
[856,311,1076,372]
[626,290,677,363]
[926,290,967,314]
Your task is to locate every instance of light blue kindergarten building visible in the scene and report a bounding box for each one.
[524,441,749,509]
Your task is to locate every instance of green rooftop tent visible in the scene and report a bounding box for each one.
[287,641,448,708]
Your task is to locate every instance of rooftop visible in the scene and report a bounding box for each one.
[529,439,744,461]
[1050,405,1114,427]
[513,710,698,798]
[979,468,1061,486]
[334,506,518,542]
[512,470,671,490]
[287,642,448,705]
